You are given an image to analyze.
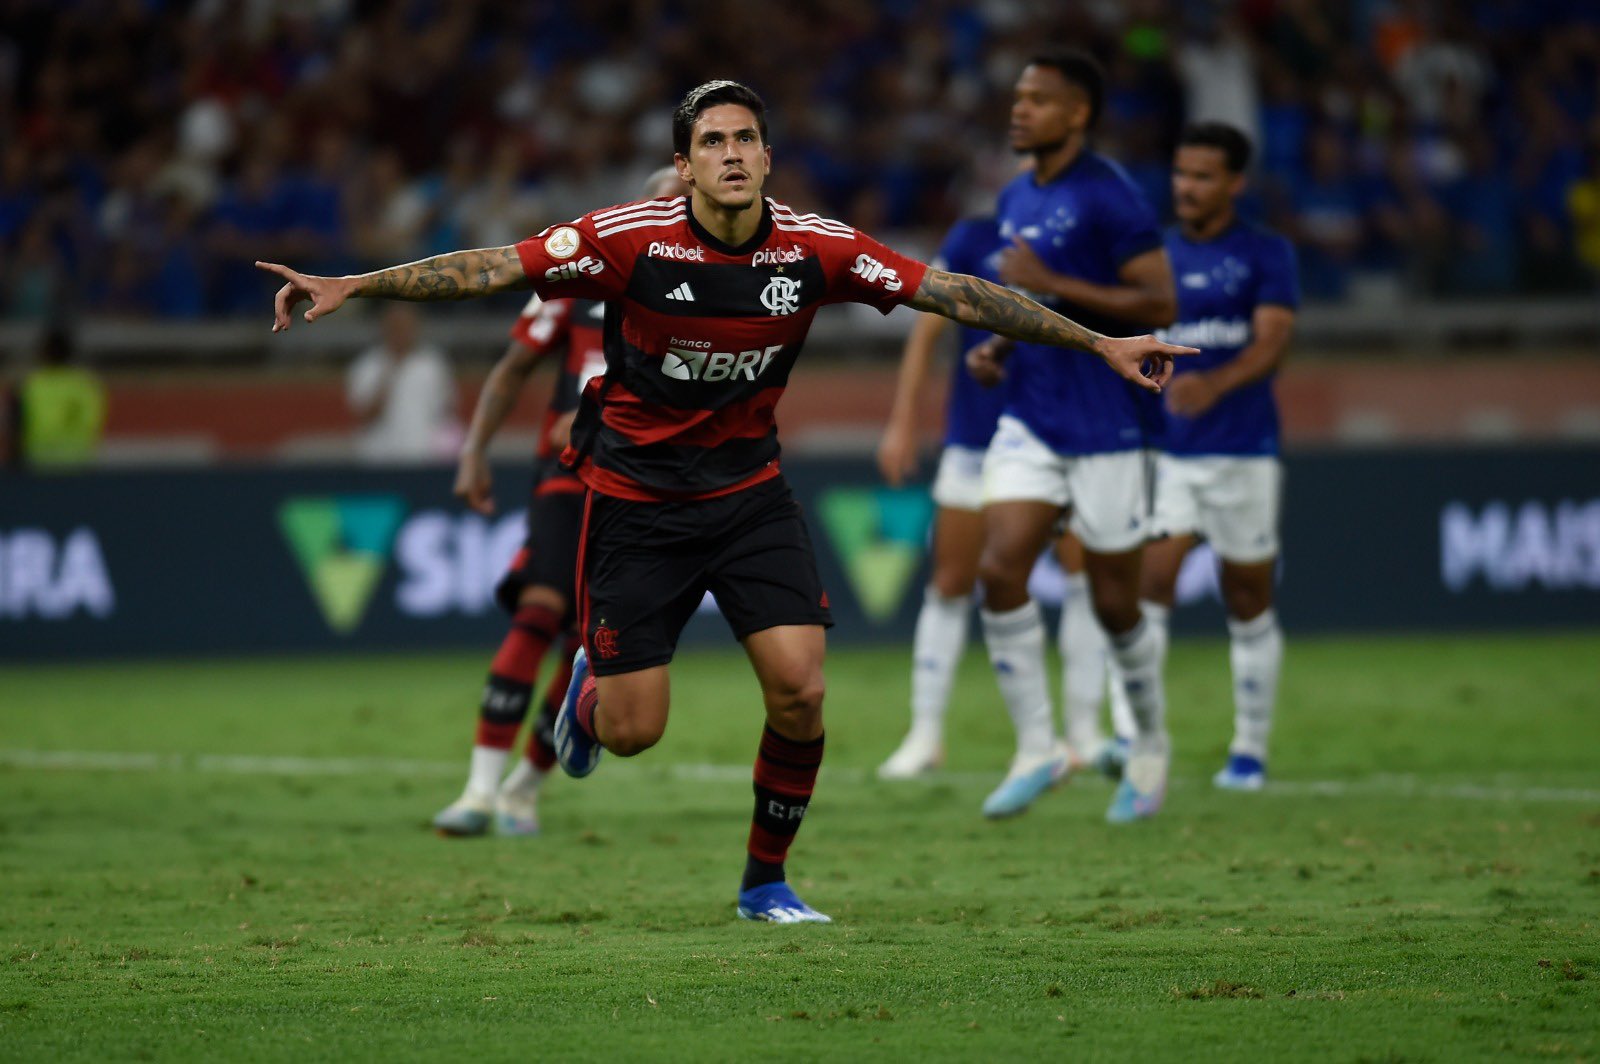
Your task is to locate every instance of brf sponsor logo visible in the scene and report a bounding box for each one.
[1440,499,1600,592]
[850,253,902,292]
[0,527,114,620]
[660,344,784,382]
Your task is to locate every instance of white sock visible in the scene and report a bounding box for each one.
[499,755,548,797]
[981,600,1056,761]
[1108,611,1169,757]
[467,744,511,799]
[1059,572,1107,755]
[1117,601,1168,743]
[1227,609,1283,761]
[909,587,972,741]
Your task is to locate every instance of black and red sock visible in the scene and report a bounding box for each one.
[474,603,563,749]
[526,635,580,770]
[743,726,825,891]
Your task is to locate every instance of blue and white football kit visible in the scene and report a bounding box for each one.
[1152,222,1299,564]
[1150,220,1300,791]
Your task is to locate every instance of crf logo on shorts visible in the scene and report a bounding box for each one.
[660,344,784,382]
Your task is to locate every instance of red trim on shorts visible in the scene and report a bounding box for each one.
[533,476,588,497]
[575,489,595,660]
[573,458,782,502]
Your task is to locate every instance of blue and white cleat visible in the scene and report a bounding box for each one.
[494,789,540,836]
[552,646,602,778]
[1090,736,1130,781]
[737,882,832,924]
[1213,753,1266,792]
[1106,746,1168,823]
[432,792,493,837]
[982,742,1071,819]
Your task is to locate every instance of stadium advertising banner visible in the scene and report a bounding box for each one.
[2,446,1597,661]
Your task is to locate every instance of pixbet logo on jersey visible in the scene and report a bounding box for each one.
[660,343,784,382]
[752,244,806,266]
[544,256,604,283]
[850,253,902,292]
[648,241,705,262]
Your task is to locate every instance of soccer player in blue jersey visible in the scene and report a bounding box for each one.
[969,51,1180,822]
[1140,122,1299,792]
[875,214,1008,778]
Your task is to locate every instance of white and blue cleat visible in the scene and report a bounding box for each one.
[1213,753,1266,792]
[493,790,540,836]
[552,646,602,778]
[1090,736,1130,781]
[982,742,1071,819]
[431,792,493,837]
[737,882,832,924]
[1106,747,1169,823]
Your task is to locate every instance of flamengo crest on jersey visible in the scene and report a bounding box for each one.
[512,196,927,500]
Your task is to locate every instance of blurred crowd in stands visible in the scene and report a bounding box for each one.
[3,0,1600,321]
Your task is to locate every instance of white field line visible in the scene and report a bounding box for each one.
[0,748,1597,804]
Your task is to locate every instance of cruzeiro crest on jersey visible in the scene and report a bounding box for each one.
[760,275,802,316]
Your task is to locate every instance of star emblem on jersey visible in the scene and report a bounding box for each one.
[664,282,696,302]
[759,275,802,316]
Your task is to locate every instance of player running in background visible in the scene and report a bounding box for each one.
[432,168,687,838]
[1140,123,1299,792]
[259,80,1191,924]
[969,51,1179,822]
[874,213,1007,779]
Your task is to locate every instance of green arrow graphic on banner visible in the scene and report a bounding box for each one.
[277,495,407,633]
[817,487,933,622]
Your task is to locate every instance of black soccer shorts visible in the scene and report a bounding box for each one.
[493,487,586,617]
[576,475,833,676]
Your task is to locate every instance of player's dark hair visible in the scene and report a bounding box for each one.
[1179,121,1254,172]
[1027,50,1106,129]
[672,80,768,156]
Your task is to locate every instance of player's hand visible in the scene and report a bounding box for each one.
[255,262,354,332]
[966,337,1008,388]
[876,419,918,487]
[1094,335,1199,394]
[1164,372,1222,418]
[550,411,578,452]
[454,450,495,515]
[998,237,1057,294]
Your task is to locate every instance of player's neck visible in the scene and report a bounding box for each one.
[1031,133,1087,185]
[1181,205,1237,242]
[690,191,763,247]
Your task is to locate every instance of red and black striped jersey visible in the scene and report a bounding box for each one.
[512,195,928,501]
[507,295,608,494]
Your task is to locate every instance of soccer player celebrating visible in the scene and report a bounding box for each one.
[432,169,687,838]
[258,81,1192,923]
[967,52,1179,822]
[1140,123,1299,792]
[874,212,1008,779]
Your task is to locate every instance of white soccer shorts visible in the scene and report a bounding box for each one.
[980,415,1150,554]
[930,445,987,512]
[1149,453,1282,564]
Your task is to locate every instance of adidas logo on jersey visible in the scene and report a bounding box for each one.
[660,343,783,383]
[664,282,696,302]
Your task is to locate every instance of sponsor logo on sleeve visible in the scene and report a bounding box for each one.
[544,226,581,259]
[544,256,604,283]
[849,253,902,292]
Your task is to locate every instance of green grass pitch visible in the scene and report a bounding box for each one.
[2,633,1598,1061]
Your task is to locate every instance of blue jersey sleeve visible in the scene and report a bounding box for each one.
[1098,178,1164,269]
[1255,233,1301,310]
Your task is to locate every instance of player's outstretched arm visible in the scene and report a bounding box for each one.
[256,246,528,332]
[908,268,1196,393]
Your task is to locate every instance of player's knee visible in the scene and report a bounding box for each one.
[763,672,825,734]
[602,714,664,757]
[1090,585,1140,636]
[976,547,1028,601]
[1222,583,1271,622]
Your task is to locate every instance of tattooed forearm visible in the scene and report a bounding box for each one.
[909,268,1105,355]
[355,246,527,302]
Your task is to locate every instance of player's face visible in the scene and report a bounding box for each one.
[676,104,770,211]
[1009,65,1087,153]
[1172,145,1244,226]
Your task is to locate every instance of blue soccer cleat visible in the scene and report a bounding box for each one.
[981,743,1070,819]
[1090,736,1130,781]
[1106,746,1168,823]
[737,882,832,924]
[1213,753,1266,792]
[552,646,602,778]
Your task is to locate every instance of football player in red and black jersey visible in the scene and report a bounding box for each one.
[258,80,1192,924]
[432,172,689,839]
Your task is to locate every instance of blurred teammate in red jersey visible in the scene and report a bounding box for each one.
[259,80,1191,923]
[432,168,689,838]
